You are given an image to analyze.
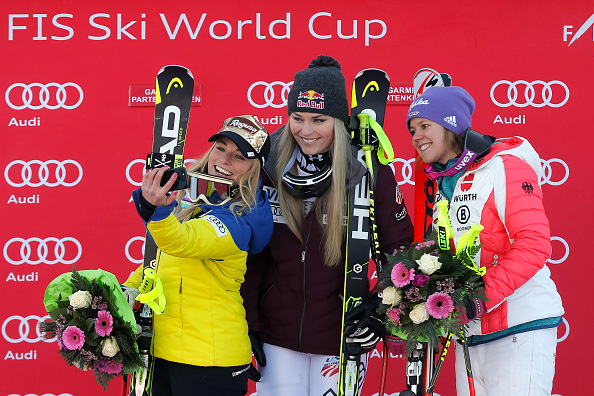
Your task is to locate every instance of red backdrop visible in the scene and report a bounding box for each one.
[1,1,589,395]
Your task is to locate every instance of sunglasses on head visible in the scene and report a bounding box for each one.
[184,171,240,206]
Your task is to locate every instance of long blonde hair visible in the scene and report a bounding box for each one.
[175,143,262,223]
[275,118,349,267]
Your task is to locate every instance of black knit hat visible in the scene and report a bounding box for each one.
[287,55,349,123]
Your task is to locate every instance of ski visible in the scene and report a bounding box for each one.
[128,65,194,396]
[412,67,450,242]
[338,68,391,396]
[401,68,451,396]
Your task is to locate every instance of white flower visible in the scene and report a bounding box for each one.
[409,303,430,324]
[101,337,120,357]
[416,253,443,275]
[68,290,92,309]
[381,286,402,307]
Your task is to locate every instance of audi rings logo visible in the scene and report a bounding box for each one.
[125,236,146,264]
[548,236,569,265]
[3,237,82,265]
[6,82,84,110]
[247,81,293,109]
[5,160,83,187]
[2,314,55,343]
[490,80,569,108]
[540,158,569,186]
[390,158,415,185]
[126,158,196,186]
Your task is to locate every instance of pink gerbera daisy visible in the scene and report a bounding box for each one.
[62,326,85,350]
[95,310,113,337]
[391,262,415,287]
[426,292,455,319]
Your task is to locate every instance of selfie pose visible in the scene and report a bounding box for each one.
[123,115,273,396]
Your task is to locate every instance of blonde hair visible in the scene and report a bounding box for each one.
[275,118,349,267]
[175,143,262,223]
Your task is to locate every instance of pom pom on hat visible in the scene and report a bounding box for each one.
[287,55,349,123]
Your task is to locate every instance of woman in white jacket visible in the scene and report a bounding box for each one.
[406,86,564,396]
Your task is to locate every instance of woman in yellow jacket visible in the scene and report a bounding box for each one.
[124,115,273,396]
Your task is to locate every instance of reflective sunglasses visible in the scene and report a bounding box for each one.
[184,171,239,206]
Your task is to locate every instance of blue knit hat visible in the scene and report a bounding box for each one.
[406,86,475,135]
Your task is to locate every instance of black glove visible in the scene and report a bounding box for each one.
[344,294,385,355]
[248,330,266,382]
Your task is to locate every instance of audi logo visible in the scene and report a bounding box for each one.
[548,236,569,264]
[540,158,569,186]
[247,81,293,109]
[2,314,55,343]
[490,80,569,108]
[5,160,83,187]
[390,158,415,186]
[3,237,82,265]
[5,82,83,110]
[125,236,146,264]
[126,158,196,186]
[388,157,568,187]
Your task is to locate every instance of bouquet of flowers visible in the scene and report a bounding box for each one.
[377,231,487,357]
[40,268,144,390]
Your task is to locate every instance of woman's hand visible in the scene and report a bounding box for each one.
[141,167,179,207]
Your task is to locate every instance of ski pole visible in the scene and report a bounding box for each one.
[425,333,453,395]
[436,200,454,252]
[357,112,393,396]
[357,113,382,270]
[378,343,389,396]
[121,374,128,396]
[459,327,477,396]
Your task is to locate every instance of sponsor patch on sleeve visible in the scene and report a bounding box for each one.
[392,208,408,223]
[203,215,228,237]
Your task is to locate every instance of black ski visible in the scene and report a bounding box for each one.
[338,68,390,396]
[400,67,451,396]
[128,65,194,396]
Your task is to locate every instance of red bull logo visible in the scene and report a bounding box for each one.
[297,90,325,110]
[298,90,325,100]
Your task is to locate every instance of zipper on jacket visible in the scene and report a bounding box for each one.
[512,334,519,388]
[298,246,307,351]
[298,216,314,352]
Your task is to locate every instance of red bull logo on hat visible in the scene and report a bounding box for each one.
[298,90,325,100]
[297,90,325,110]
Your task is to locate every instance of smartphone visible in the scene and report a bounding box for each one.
[159,167,188,191]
